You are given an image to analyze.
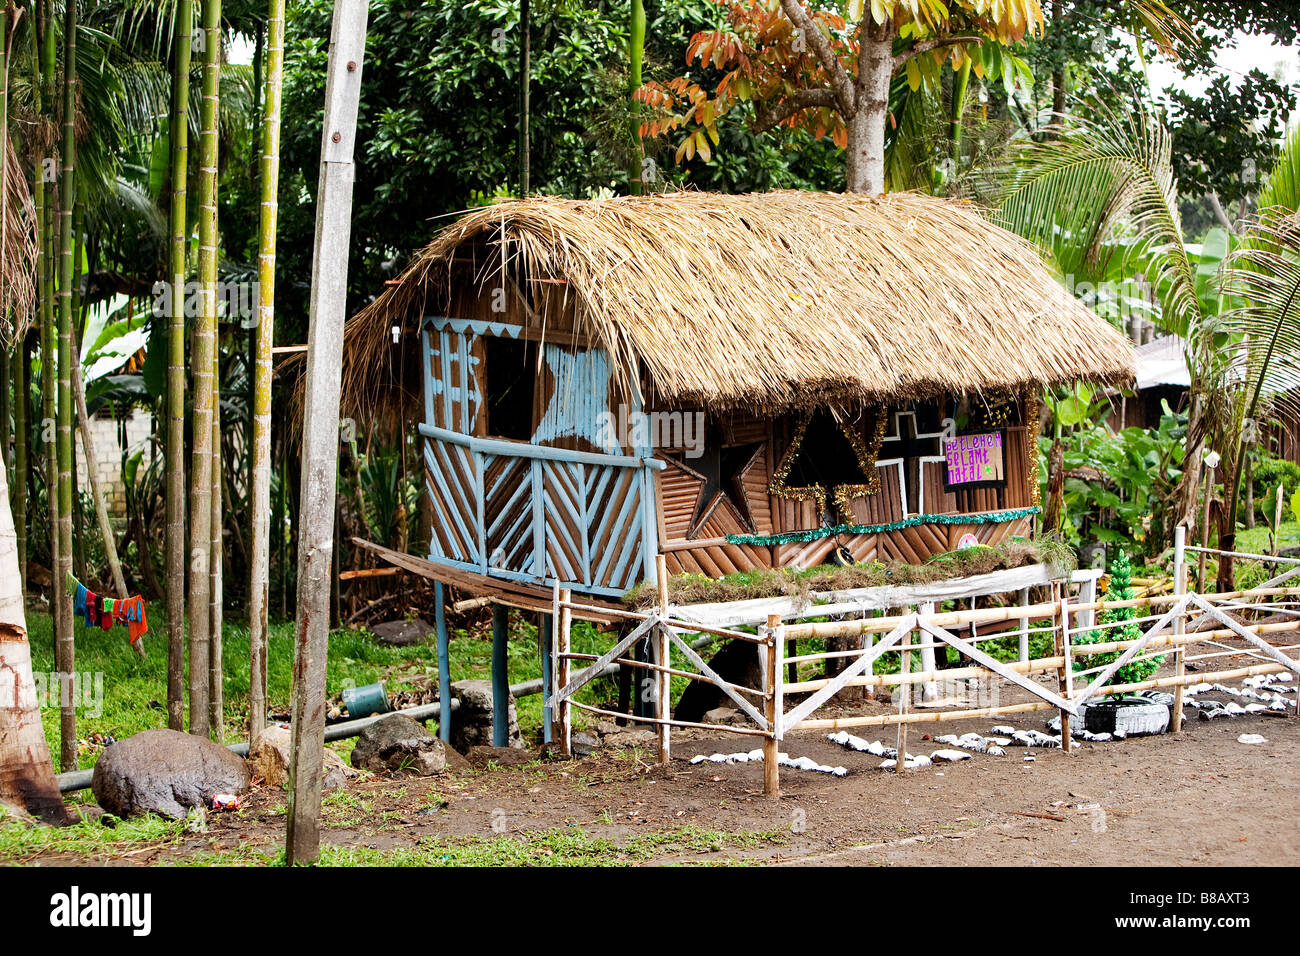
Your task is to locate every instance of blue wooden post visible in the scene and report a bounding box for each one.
[540,612,553,744]
[434,581,451,743]
[491,603,509,746]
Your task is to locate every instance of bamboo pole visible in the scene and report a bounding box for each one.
[53,0,76,772]
[165,0,193,734]
[763,612,779,797]
[247,0,284,736]
[186,0,223,739]
[896,626,910,774]
[1172,525,1187,732]
[1057,595,1072,754]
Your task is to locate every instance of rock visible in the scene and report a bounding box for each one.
[704,706,740,725]
[350,715,452,776]
[92,729,251,820]
[250,726,357,791]
[593,721,622,736]
[602,729,656,749]
[369,618,433,647]
[466,745,537,768]
[571,732,601,757]
[450,680,525,752]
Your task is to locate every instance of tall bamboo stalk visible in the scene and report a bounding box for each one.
[188,0,220,737]
[166,0,193,732]
[209,335,223,738]
[54,0,77,773]
[626,0,643,195]
[34,0,55,642]
[249,0,285,742]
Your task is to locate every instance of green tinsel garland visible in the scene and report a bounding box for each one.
[725,506,1042,547]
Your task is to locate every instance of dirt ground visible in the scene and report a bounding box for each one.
[23,656,1300,867]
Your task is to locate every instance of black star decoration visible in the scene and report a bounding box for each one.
[681,431,765,539]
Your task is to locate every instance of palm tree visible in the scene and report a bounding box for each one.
[983,102,1208,538]
[248,0,283,741]
[0,452,67,824]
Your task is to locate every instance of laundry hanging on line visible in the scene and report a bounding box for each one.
[65,572,149,646]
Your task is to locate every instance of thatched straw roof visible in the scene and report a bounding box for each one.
[338,190,1133,420]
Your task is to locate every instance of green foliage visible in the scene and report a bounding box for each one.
[1073,550,1163,688]
[1043,402,1186,554]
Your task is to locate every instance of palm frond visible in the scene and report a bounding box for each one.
[1215,208,1300,422]
[979,99,1202,339]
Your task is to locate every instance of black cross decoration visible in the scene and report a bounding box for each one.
[878,409,949,516]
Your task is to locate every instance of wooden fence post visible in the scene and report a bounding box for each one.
[1057,595,1073,754]
[557,587,572,755]
[1172,525,1187,733]
[764,612,780,797]
[285,0,369,867]
[896,627,911,774]
[655,554,670,765]
[918,601,938,703]
[1018,587,1030,662]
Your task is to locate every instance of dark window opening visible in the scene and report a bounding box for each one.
[787,409,873,489]
[484,336,537,441]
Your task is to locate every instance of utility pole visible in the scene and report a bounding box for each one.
[285,0,368,866]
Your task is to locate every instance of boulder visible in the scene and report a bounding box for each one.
[350,714,454,776]
[571,732,601,757]
[249,726,357,791]
[450,680,525,752]
[369,618,433,647]
[92,729,250,820]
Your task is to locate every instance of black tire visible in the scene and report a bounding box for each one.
[1082,696,1170,736]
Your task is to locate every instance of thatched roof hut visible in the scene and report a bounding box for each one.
[342,189,1135,596]
[337,190,1133,426]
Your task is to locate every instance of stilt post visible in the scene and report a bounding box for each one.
[491,602,509,746]
[434,580,451,743]
[557,586,572,755]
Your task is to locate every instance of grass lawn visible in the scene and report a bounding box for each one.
[1235,519,1300,554]
[22,607,623,773]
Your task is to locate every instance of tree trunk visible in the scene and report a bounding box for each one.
[844,18,892,195]
[0,453,68,824]
[187,0,220,738]
[53,0,76,772]
[166,0,193,732]
[249,0,286,743]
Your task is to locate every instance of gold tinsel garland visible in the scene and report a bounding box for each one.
[769,409,888,525]
[1023,387,1041,507]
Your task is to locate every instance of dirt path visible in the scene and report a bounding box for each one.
[25,698,1298,866]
